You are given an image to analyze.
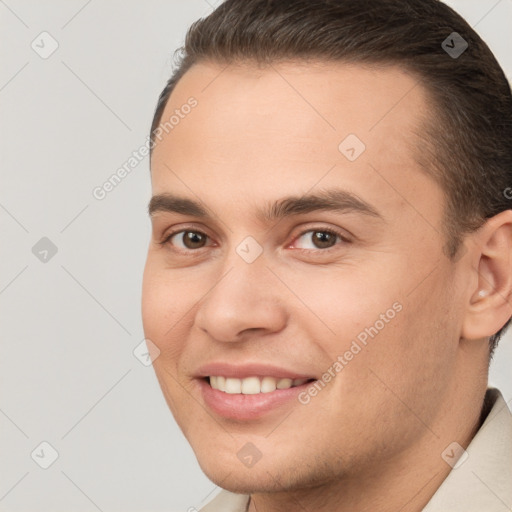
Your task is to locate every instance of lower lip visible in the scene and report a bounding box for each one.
[198,378,316,421]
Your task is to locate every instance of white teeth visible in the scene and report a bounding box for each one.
[276,378,293,389]
[209,376,311,394]
[241,376,260,394]
[225,377,242,394]
[260,376,277,393]
[216,376,225,389]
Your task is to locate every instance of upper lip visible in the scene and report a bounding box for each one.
[195,362,317,380]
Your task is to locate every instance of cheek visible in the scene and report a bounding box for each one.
[279,265,401,352]
[141,266,168,337]
[141,262,188,360]
[352,275,459,428]
[285,264,449,402]
[142,257,192,326]
[142,264,196,426]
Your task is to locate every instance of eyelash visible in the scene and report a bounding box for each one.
[158,226,350,253]
[158,229,210,250]
[292,227,350,252]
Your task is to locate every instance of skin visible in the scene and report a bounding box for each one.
[142,60,512,512]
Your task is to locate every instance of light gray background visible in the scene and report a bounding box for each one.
[0,1,511,511]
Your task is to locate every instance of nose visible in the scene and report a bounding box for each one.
[195,258,288,343]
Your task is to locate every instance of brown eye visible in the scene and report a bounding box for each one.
[169,230,208,250]
[312,231,337,249]
[294,229,342,250]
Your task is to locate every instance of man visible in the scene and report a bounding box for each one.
[141,0,512,510]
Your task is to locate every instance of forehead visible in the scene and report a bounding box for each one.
[150,60,437,219]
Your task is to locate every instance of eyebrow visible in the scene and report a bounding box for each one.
[148,188,383,223]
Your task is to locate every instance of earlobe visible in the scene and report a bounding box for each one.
[461,210,512,340]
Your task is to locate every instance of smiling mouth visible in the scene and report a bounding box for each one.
[205,376,316,394]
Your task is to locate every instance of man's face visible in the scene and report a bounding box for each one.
[142,61,465,492]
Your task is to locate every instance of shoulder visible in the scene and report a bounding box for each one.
[423,387,512,511]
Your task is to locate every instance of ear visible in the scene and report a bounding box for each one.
[461,210,512,340]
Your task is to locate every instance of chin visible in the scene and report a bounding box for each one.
[200,465,280,494]
[196,448,327,496]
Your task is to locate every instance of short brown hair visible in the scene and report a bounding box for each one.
[150,0,512,352]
